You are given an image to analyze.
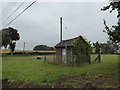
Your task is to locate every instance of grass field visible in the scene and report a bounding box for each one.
[2,54,119,85]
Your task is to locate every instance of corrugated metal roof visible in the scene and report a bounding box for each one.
[55,35,88,48]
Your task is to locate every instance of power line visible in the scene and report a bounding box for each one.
[2,0,27,24]
[2,2,11,12]
[2,2,18,22]
[5,0,37,27]
[3,2,18,18]
[3,2,18,21]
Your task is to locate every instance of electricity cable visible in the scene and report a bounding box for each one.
[5,0,37,27]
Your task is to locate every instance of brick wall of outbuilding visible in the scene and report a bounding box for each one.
[55,48,62,64]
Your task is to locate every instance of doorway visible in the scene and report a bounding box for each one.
[62,48,66,64]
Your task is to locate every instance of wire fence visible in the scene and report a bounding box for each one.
[35,55,56,63]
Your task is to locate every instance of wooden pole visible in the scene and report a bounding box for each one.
[23,42,25,54]
[60,17,62,42]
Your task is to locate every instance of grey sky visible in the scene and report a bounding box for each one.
[1,1,117,50]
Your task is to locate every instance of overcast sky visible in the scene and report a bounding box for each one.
[1,0,117,50]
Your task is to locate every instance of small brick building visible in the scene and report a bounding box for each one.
[55,36,91,65]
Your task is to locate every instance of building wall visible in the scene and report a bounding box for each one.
[66,47,73,65]
[56,47,73,65]
[56,46,90,65]
[56,48,62,64]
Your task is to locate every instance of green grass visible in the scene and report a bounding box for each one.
[2,54,119,83]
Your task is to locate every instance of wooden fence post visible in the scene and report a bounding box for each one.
[44,55,46,62]
[53,55,56,63]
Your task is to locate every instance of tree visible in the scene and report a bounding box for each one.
[9,42,16,55]
[33,45,54,50]
[101,43,113,54]
[93,41,118,54]
[73,37,92,55]
[0,29,10,49]
[101,41,119,54]
[73,37,92,65]
[93,41,101,62]
[101,1,120,43]
[93,41,101,54]
[0,27,20,54]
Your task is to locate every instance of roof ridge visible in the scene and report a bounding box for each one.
[62,35,82,42]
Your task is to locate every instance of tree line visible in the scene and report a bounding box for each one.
[33,45,55,50]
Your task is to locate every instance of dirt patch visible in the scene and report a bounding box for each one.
[53,73,119,88]
[2,78,51,88]
[2,74,119,89]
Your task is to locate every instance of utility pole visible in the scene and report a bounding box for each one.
[60,17,62,42]
[23,42,25,54]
